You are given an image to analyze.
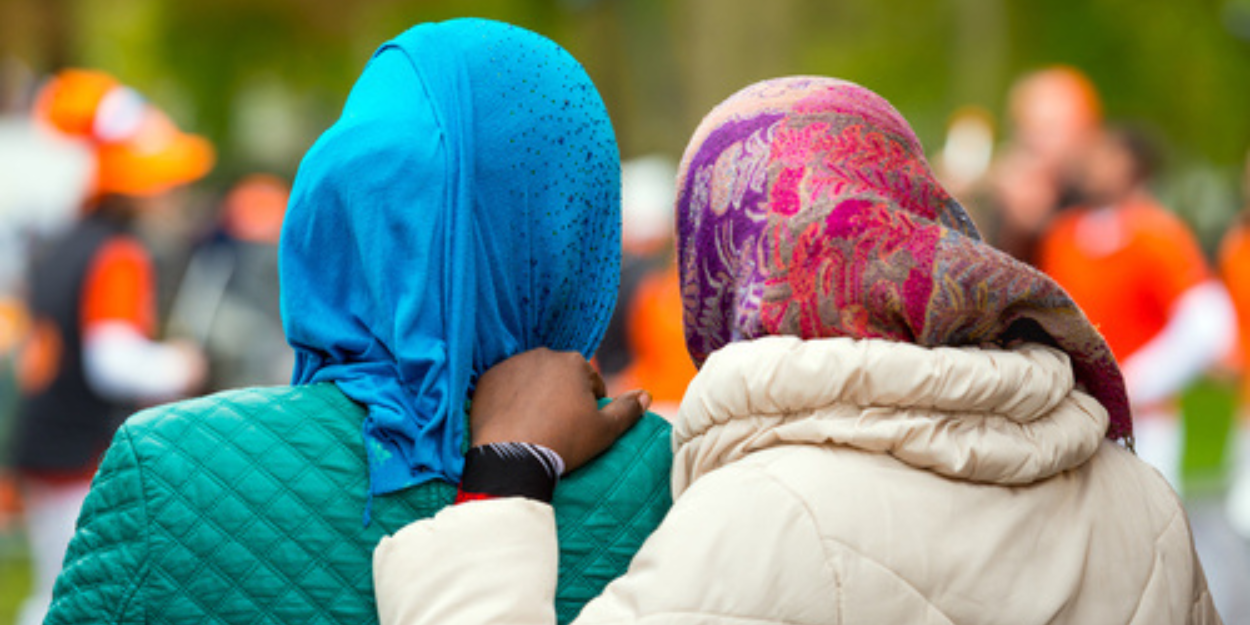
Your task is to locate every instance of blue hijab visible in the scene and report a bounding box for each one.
[280,19,621,498]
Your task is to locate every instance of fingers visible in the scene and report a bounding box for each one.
[589,367,607,400]
[469,347,646,472]
[598,389,651,439]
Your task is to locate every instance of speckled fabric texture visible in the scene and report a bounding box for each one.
[675,77,1131,442]
[281,19,622,497]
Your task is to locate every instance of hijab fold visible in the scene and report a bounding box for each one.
[280,19,621,497]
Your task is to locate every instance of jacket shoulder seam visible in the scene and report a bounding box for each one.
[115,422,151,622]
[1123,504,1185,625]
[745,464,845,623]
[753,461,956,625]
[816,533,956,625]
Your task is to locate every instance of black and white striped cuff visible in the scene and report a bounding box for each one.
[459,442,565,503]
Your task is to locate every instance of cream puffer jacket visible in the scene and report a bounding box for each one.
[374,337,1221,624]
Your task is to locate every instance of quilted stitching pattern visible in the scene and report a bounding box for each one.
[47,383,673,624]
[45,422,149,624]
[553,412,672,623]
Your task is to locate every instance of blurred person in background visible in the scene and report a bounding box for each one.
[613,264,696,417]
[936,108,995,195]
[989,66,1102,263]
[933,106,995,221]
[596,156,676,383]
[169,174,292,391]
[1039,125,1236,490]
[1219,150,1250,539]
[0,55,92,553]
[600,156,695,416]
[9,68,209,625]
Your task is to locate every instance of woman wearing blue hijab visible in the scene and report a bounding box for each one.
[283,16,633,501]
[45,19,672,625]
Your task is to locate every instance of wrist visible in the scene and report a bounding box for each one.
[457,442,564,504]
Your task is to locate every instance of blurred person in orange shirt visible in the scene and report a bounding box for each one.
[990,66,1102,264]
[1039,125,1236,489]
[1219,151,1250,538]
[616,264,695,417]
[600,156,695,417]
[9,69,210,625]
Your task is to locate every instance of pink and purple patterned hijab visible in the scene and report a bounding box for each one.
[676,76,1132,443]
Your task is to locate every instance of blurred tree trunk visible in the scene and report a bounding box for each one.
[568,2,631,152]
[0,0,73,70]
[617,0,685,158]
[677,0,798,139]
[950,0,1008,110]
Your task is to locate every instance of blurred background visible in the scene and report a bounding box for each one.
[4,0,1250,209]
[3,0,1250,622]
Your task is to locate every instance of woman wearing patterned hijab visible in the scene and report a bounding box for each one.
[46,20,670,625]
[375,77,1219,624]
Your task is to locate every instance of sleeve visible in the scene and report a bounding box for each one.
[82,322,196,401]
[1138,211,1211,314]
[374,463,840,625]
[79,237,197,401]
[81,237,156,337]
[1121,281,1236,406]
[1119,210,1227,406]
[373,498,560,625]
[44,424,149,625]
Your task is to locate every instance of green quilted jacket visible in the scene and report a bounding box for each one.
[46,383,673,624]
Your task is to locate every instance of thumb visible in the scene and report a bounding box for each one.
[598,389,651,439]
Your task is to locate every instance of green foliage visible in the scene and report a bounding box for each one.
[1181,376,1240,497]
[10,0,1249,183]
[0,532,29,625]
[1010,0,1250,166]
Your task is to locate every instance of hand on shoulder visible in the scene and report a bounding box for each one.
[470,348,651,473]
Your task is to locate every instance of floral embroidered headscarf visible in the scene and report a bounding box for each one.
[676,77,1132,442]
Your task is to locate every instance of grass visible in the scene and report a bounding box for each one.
[0,530,30,625]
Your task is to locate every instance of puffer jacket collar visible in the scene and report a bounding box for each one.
[672,336,1110,498]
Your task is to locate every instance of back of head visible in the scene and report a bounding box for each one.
[222,174,289,244]
[1078,123,1163,206]
[280,19,621,496]
[1008,66,1102,166]
[1103,123,1162,187]
[675,76,1132,442]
